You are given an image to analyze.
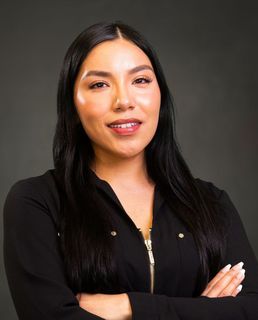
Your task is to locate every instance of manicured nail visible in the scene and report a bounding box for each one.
[232,261,244,271]
[221,264,231,272]
[237,269,246,279]
[237,284,243,292]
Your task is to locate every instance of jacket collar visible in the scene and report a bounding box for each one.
[88,168,165,219]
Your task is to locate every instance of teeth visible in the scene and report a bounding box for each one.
[109,122,139,128]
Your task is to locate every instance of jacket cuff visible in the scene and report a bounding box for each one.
[127,292,179,320]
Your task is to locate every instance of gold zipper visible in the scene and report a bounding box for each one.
[139,227,155,293]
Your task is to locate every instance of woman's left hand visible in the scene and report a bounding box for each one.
[76,292,132,320]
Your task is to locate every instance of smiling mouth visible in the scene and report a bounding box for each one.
[108,122,141,129]
[107,121,142,135]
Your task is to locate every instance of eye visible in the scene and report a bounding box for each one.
[89,81,108,89]
[133,77,152,85]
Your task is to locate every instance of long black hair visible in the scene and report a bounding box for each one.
[53,21,227,296]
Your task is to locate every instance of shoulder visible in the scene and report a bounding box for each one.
[194,177,242,227]
[194,177,224,199]
[4,169,61,227]
[194,177,234,207]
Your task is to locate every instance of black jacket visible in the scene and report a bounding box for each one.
[3,169,258,319]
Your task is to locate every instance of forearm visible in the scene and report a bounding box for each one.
[127,292,258,320]
[77,293,132,320]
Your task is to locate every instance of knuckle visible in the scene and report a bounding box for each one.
[229,268,238,276]
[226,271,236,280]
[206,283,213,289]
[220,291,230,297]
[233,275,242,282]
[234,272,245,281]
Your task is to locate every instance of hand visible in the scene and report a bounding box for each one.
[201,261,245,298]
[76,292,132,320]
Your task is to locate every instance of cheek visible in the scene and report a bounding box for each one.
[135,86,161,116]
[75,91,110,125]
[76,88,86,106]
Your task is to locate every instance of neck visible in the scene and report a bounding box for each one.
[90,151,152,187]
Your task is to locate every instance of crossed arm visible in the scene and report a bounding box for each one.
[4,179,258,319]
[76,261,246,320]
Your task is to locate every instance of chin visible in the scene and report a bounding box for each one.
[112,146,145,159]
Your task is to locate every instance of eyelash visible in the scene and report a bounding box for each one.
[89,77,152,89]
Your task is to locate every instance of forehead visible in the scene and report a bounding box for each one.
[81,38,152,70]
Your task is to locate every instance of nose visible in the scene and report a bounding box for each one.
[113,84,134,111]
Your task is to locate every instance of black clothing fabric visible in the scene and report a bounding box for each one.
[3,169,258,319]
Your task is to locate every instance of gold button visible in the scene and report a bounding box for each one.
[111,231,117,236]
[178,233,184,238]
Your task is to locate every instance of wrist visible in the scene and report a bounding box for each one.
[119,293,132,319]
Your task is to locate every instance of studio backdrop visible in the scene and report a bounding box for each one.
[1,1,257,319]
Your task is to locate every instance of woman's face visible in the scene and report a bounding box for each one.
[74,38,161,161]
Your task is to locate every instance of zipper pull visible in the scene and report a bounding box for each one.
[144,239,155,265]
[139,228,155,294]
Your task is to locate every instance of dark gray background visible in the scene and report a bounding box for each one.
[1,1,257,318]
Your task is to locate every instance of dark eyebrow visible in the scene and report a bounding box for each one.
[83,64,154,79]
[128,64,154,75]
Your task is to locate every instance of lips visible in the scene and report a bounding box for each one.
[107,118,142,127]
[107,117,142,135]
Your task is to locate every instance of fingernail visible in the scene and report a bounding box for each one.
[237,284,243,292]
[232,261,244,271]
[221,264,231,272]
[237,269,246,279]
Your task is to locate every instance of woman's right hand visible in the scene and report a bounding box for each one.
[201,262,245,298]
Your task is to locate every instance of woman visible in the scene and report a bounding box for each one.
[4,21,258,319]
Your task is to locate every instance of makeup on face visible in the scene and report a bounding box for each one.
[73,38,161,160]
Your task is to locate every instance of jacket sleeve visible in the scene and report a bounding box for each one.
[127,187,258,320]
[3,179,104,320]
